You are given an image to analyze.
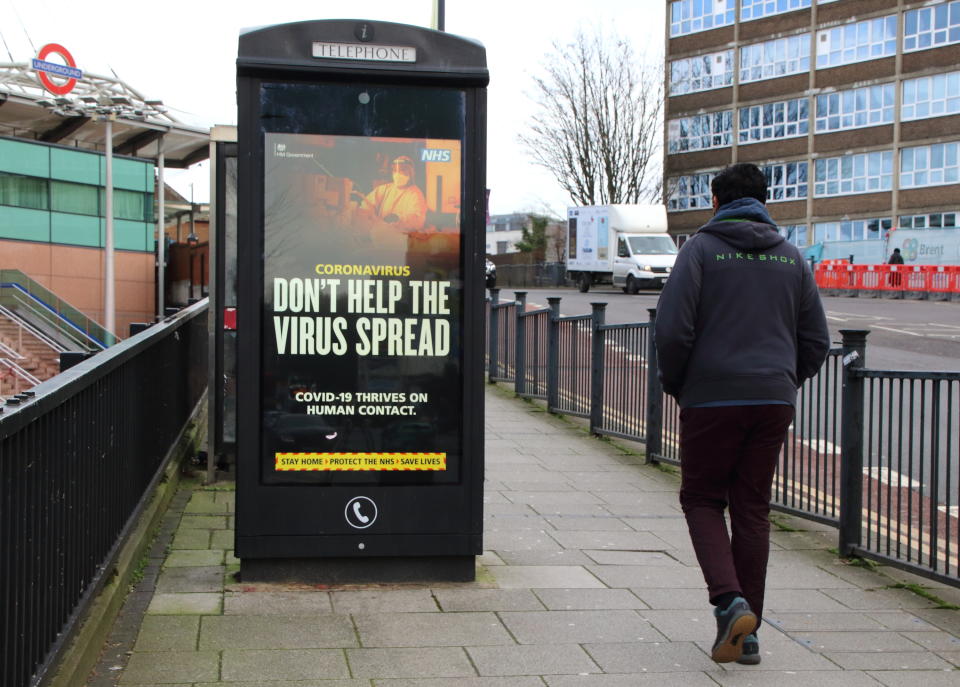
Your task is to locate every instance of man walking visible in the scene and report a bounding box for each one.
[654,163,830,664]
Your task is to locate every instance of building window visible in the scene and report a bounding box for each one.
[741,0,811,22]
[667,111,733,153]
[900,143,960,188]
[669,51,734,95]
[904,1,960,53]
[763,162,808,201]
[739,98,809,144]
[814,84,895,132]
[813,151,893,196]
[740,35,811,84]
[813,218,891,242]
[899,212,958,229]
[496,240,508,254]
[816,15,898,68]
[669,0,735,37]
[780,224,808,246]
[0,172,48,210]
[51,181,98,216]
[902,71,960,120]
[667,172,715,211]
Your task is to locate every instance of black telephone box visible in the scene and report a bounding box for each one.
[235,20,488,582]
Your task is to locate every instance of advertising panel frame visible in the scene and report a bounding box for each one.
[235,20,488,581]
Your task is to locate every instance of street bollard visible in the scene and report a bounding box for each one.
[645,308,663,464]
[514,292,527,395]
[547,297,561,411]
[589,302,607,435]
[488,288,500,382]
[839,329,869,557]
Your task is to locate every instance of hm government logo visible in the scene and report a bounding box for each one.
[273,142,314,160]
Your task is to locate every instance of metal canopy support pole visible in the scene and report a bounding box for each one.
[157,138,165,319]
[104,116,116,343]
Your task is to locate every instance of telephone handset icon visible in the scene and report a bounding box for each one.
[353,501,370,524]
[345,496,377,529]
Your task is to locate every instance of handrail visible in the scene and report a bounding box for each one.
[1,284,106,349]
[0,268,112,349]
[0,358,41,386]
[0,304,68,353]
[0,339,24,359]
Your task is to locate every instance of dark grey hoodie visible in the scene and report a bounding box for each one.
[654,199,830,408]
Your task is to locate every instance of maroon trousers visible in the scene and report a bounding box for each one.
[678,404,795,632]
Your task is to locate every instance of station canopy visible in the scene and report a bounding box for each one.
[0,62,209,167]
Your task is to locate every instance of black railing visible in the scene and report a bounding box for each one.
[486,292,960,587]
[0,300,208,687]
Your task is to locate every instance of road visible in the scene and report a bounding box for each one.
[500,286,960,372]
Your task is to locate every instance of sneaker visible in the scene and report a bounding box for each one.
[736,633,761,665]
[711,596,757,663]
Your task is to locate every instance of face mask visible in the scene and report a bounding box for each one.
[392,172,410,187]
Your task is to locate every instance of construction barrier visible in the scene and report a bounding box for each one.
[815,263,960,299]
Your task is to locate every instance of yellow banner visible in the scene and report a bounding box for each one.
[275,452,446,471]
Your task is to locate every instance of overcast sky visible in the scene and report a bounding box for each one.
[0,0,664,216]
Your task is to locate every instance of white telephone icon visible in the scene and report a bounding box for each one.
[352,501,370,523]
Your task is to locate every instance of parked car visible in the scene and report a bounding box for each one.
[485,259,496,288]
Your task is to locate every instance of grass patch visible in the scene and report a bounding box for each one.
[129,550,151,588]
[842,555,880,571]
[888,583,960,610]
[769,514,801,532]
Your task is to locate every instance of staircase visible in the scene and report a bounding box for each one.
[0,313,62,399]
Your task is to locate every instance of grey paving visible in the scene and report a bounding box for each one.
[102,384,960,686]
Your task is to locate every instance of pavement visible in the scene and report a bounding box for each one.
[87,383,960,686]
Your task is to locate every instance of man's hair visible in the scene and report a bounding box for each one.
[711,163,768,206]
[893,248,901,253]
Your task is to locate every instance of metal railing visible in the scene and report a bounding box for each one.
[0,300,208,687]
[0,269,114,350]
[486,292,960,587]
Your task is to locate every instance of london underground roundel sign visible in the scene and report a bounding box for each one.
[32,43,83,96]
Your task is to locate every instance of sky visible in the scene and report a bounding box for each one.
[0,0,665,217]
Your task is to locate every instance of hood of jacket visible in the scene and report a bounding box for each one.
[698,197,785,252]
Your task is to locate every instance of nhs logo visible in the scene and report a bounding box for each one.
[421,149,452,162]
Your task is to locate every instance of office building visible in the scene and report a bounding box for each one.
[665,0,960,262]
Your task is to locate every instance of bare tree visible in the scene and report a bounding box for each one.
[519,28,663,206]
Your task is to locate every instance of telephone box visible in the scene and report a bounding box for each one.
[235,20,488,582]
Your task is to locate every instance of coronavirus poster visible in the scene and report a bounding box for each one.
[261,133,463,485]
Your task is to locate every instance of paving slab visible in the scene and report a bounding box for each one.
[488,565,605,589]
[823,650,955,670]
[131,616,199,652]
[467,643,600,676]
[533,588,648,610]
[866,671,960,687]
[374,679,543,687]
[164,550,225,568]
[146,592,222,615]
[155,566,225,593]
[353,611,514,647]
[432,589,545,612]
[330,589,438,613]
[220,649,349,681]
[582,640,718,672]
[500,610,666,644]
[222,591,334,615]
[710,671,884,686]
[119,651,219,683]
[347,647,477,678]
[545,675,721,687]
[199,615,358,650]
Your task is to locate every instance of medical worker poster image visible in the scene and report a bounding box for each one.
[261,133,464,485]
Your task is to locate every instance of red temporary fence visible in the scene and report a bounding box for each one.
[814,263,960,297]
